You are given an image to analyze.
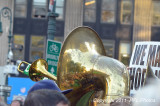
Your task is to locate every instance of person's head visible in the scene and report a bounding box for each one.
[28,79,72,95]
[11,100,23,106]
[24,89,70,106]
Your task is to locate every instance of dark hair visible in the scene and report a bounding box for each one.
[24,89,69,106]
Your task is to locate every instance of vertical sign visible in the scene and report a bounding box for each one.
[46,40,61,76]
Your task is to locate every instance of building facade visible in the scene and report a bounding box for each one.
[0,0,160,67]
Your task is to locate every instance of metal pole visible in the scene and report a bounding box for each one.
[0,11,2,33]
[0,7,13,64]
[47,0,59,40]
[0,7,13,103]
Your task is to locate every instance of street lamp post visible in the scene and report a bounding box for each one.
[0,7,13,103]
[0,7,13,64]
[47,0,58,40]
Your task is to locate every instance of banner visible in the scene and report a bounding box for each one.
[129,42,160,95]
[7,77,35,104]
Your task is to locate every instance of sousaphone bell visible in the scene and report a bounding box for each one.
[57,27,130,105]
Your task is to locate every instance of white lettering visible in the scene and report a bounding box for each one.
[48,60,58,66]
[47,54,59,60]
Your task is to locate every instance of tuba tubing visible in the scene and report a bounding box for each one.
[29,59,57,81]
[17,59,57,81]
[17,61,30,73]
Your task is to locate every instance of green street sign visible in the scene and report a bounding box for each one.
[23,64,31,76]
[46,40,61,76]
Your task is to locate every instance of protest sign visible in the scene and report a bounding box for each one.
[129,42,160,95]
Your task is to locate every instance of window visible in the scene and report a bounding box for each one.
[121,0,132,24]
[152,1,160,26]
[84,0,96,22]
[32,0,47,18]
[102,40,115,58]
[30,36,46,62]
[119,42,131,66]
[14,0,27,17]
[13,35,25,60]
[56,0,65,20]
[101,0,116,23]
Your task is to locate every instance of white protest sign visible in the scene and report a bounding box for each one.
[129,42,160,95]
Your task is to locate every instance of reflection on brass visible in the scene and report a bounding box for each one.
[17,61,30,74]
[57,27,130,105]
[29,59,57,81]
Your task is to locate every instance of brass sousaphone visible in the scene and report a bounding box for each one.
[18,27,130,106]
[57,27,130,105]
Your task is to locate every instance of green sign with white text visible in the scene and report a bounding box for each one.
[46,40,61,76]
[23,64,31,76]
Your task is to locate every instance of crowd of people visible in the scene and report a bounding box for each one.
[0,78,160,106]
[0,80,71,106]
